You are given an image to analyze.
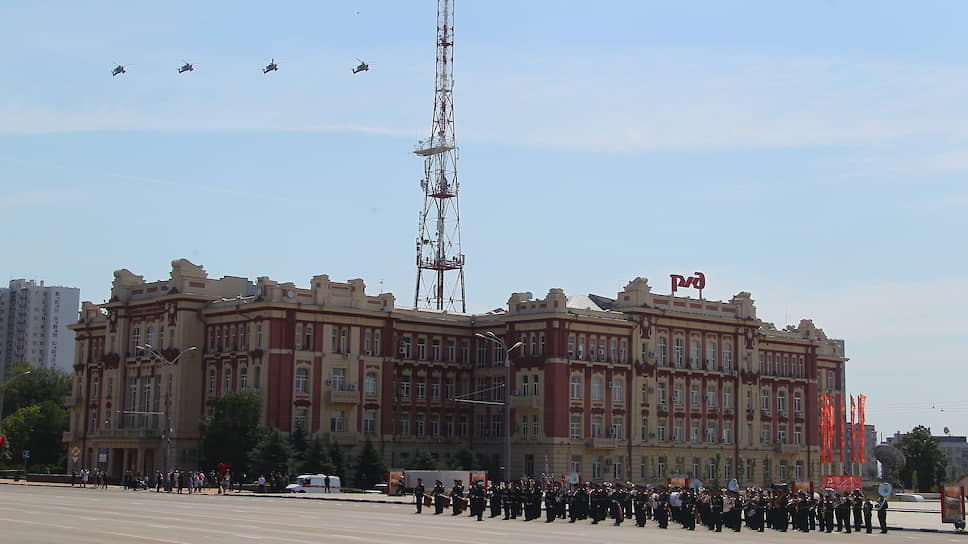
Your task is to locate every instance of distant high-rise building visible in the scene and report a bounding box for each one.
[0,279,80,378]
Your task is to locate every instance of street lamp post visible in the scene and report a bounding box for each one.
[136,344,196,474]
[475,332,523,483]
[0,369,33,424]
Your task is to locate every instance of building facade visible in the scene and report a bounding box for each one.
[65,259,848,487]
[0,279,80,379]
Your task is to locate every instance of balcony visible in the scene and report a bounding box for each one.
[97,429,162,440]
[586,437,617,449]
[63,395,82,407]
[774,443,801,454]
[511,395,539,409]
[330,388,360,404]
[62,430,82,442]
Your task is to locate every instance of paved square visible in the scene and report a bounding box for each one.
[0,484,962,544]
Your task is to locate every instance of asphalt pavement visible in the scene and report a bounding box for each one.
[0,480,965,544]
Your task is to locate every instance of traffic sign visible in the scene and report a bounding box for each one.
[22,450,30,459]
[71,446,80,458]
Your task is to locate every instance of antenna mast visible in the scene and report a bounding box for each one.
[414,0,465,312]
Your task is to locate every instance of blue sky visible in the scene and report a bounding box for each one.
[2,1,966,441]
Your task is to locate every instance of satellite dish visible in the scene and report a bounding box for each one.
[287,289,295,298]
[728,479,739,492]
[878,482,893,497]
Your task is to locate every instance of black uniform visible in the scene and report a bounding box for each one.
[469,483,486,521]
[544,488,558,523]
[414,480,425,514]
[489,485,503,518]
[876,497,888,533]
[432,482,446,515]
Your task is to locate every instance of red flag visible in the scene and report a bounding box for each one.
[858,394,866,464]
[0,435,5,450]
[819,395,827,464]
[839,394,845,465]
[821,394,829,464]
[850,395,857,464]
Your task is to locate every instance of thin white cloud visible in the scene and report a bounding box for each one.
[5,46,968,156]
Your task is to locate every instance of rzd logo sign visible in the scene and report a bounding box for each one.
[670,272,705,298]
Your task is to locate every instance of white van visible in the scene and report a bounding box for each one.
[286,474,342,494]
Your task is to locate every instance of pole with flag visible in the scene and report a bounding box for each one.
[839,394,845,467]
[858,394,866,464]
[850,395,857,469]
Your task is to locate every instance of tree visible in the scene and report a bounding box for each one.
[896,425,947,492]
[299,434,334,475]
[452,445,474,470]
[290,425,308,461]
[0,400,69,468]
[328,440,346,477]
[410,450,436,470]
[199,390,263,475]
[248,426,292,481]
[1,362,71,419]
[354,439,386,490]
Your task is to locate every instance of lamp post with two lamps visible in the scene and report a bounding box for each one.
[134,344,196,474]
[474,332,523,483]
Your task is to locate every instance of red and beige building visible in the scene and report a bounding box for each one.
[65,259,848,486]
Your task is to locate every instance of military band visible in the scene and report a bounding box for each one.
[415,478,888,536]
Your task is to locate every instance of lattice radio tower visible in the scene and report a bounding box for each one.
[414,0,465,312]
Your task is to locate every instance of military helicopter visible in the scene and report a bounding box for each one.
[352,59,369,74]
[177,61,194,74]
[263,58,281,74]
[111,64,126,77]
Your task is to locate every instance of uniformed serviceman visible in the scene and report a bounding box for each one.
[433,480,446,515]
[469,480,486,521]
[414,478,425,514]
[451,480,464,516]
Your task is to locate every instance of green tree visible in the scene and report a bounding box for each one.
[299,434,334,475]
[199,390,263,475]
[290,425,308,459]
[328,440,346,477]
[1,362,70,420]
[353,439,386,490]
[452,445,474,470]
[0,400,69,467]
[896,425,947,492]
[410,450,436,470]
[248,426,292,480]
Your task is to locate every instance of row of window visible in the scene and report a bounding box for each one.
[564,414,805,447]
[293,408,377,435]
[204,323,262,353]
[646,336,734,371]
[205,366,262,395]
[758,351,808,378]
[590,455,807,483]
[567,335,628,363]
[567,374,626,402]
[130,324,175,355]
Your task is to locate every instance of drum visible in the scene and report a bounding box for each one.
[441,495,452,508]
[424,495,433,507]
[458,497,469,512]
